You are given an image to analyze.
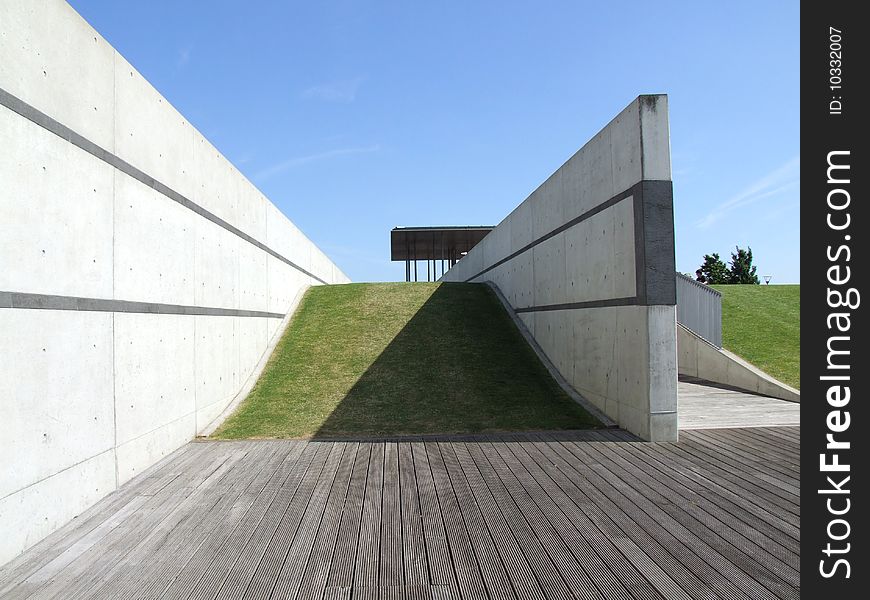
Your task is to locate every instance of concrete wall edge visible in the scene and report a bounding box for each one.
[484,282,618,428]
[198,284,313,437]
[677,324,800,403]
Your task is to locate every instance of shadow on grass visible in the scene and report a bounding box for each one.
[310,283,600,439]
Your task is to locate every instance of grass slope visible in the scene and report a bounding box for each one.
[213,282,599,438]
[711,284,800,389]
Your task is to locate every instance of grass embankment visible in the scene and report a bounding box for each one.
[213,282,599,438]
[711,284,800,389]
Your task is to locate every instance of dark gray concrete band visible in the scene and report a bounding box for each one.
[0,87,329,286]
[462,181,643,283]
[0,291,284,318]
[633,180,676,306]
[463,178,676,309]
[514,296,638,313]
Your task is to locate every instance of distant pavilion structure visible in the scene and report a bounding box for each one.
[390,226,493,282]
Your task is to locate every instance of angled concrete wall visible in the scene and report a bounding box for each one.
[678,325,800,403]
[442,95,677,441]
[0,0,349,566]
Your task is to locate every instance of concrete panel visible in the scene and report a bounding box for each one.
[268,256,309,314]
[0,0,115,150]
[639,95,671,181]
[0,108,114,298]
[532,234,565,306]
[608,98,643,194]
[533,310,574,377]
[238,240,269,312]
[508,199,534,250]
[564,198,636,304]
[505,251,534,307]
[113,55,196,201]
[481,220,511,268]
[115,414,196,485]
[192,132,242,230]
[0,310,114,499]
[517,312,535,338]
[560,125,614,220]
[0,450,116,567]
[194,219,240,309]
[113,171,196,305]
[238,317,270,384]
[615,306,649,413]
[647,306,678,440]
[531,169,564,239]
[459,245,484,282]
[194,316,239,431]
[113,314,196,447]
[677,325,799,403]
[266,203,312,274]
[568,307,616,415]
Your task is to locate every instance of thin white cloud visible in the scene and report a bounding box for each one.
[254,144,380,180]
[697,156,800,229]
[302,77,365,103]
[176,45,193,69]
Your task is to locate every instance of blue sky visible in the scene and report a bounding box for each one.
[69,0,800,283]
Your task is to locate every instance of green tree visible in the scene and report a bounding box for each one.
[695,253,729,284]
[728,246,760,284]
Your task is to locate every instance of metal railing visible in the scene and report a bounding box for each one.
[675,272,722,348]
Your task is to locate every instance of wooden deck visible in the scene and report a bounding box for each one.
[678,380,800,430]
[0,428,799,599]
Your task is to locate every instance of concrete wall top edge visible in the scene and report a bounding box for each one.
[444,94,668,284]
[0,0,345,285]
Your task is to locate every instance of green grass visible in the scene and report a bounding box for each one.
[212,282,600,439]
[710,284,800,389]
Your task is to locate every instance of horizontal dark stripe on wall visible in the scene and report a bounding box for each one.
[0,291,284,318]
[464,181,642,283]
[0,87,328,286]
[514,296,638,313]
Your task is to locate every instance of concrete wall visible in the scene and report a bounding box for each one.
[442,95,677,441]
[0,0,349,566]
[678,325,800,403]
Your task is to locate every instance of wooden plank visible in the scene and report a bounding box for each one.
[90,441,283,598]
[477,440,638,600]
[716,429,801,467]
[437,442,516,600]
[410,442,455,589]
[680,430,800,482]
[134,441,301,599]
[0,442,207,597]
[397,442,427,587]
[491,441,667,600]
[734,427,800,452]
[424,441,488,600]
[157,441,318,599]
[447,442,548,600]
[354,442,384,591]
[629,441,800,548]
[523,436,747,600]
[501,442,696,600]
[673,434,800,508]
[326,444,372,589]
[583,442,799,592]
[295,443,361,600]
[560,439,794,600]
[379,442,404,588]
[32,443,246,599]
[188,441,336,600]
